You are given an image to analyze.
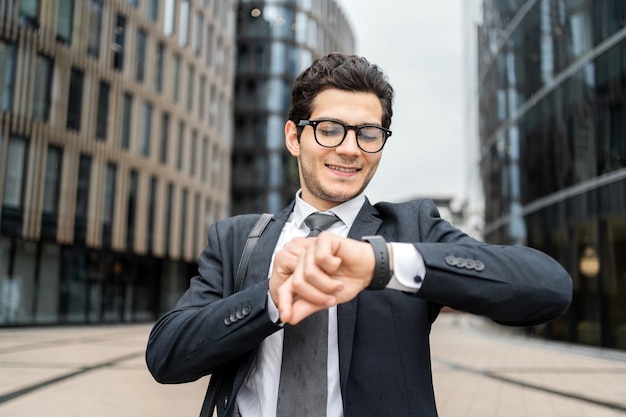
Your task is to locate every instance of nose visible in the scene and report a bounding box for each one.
[335,128,361,155]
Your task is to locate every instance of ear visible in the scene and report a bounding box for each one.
[285,120,300,157]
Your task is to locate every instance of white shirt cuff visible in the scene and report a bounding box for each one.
[386,243,426,293]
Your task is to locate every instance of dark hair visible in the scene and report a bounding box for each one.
[288,53,394,129]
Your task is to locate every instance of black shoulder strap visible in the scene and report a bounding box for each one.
[199,213,273,417]
[234,213,273,292]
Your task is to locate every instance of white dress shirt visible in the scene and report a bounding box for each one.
[236,193,426,416]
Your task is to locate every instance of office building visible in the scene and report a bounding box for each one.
[231,0,355,214]
[469,0,626,349]
[0,0,237,324]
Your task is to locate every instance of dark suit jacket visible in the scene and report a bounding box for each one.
[146,198,572,417]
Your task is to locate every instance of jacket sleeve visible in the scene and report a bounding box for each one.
[411,199,572,326]
[145,216,281,384]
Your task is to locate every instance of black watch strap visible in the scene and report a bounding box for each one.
[362,235,392,290]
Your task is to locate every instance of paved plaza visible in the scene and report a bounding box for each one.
[1,313,625,417]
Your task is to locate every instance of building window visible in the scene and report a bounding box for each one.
[193,11,202,56]
[164,0,175,36]
[87,0,103,57]
[126,169,138,250]
[95,80,110,140]
[120,92,132,149]
[190,130,197,176]
[177,121,185,171]
[180,188,188,255]
[102,162,117,247]
[0,40,17,112]
[199,75,206,118]
[141,102,152,156]
[19,0,39,27]
[206,24,214,67]
[165,183,173,255]
[211,143,220,187]
[74,154,91,244]
[56,0,74,44]
[201,137,208,181]
[42,146,62,215]
[146,176,158,252]
[160,112,169,164]
[113,14,126,70]
[66,68,84,130]
[136,28,147,82]
[32,54,53,121]
[2,136,28,209]
[155,42,165,92]
[173,53,181,102]
[186,64,194,112]
[148,0,159,22]
[179,0,190,47]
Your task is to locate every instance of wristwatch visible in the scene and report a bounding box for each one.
[361,235,393,290]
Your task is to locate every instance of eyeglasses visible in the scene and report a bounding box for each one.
[298,119,391,153]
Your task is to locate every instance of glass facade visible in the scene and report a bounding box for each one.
[231,0,356,214]
[476,0,626,349]
[0,0,235,325]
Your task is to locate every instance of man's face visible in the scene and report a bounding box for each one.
[285,88,385,211]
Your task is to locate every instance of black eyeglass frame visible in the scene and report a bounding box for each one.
[297,119,392,153]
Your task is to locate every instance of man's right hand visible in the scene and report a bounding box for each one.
[268,237,313,306]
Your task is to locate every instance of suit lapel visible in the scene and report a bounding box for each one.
[338,199,382,393]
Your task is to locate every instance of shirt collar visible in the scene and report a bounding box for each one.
[293,190,365,230]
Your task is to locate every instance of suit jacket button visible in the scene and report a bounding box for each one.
[224,316,233,325]
[464,259,476,269]
[242,305,252,315]
[445,256,457,266]
[474,261,485,271]
[236,310,246,319]
[230,312,239,323]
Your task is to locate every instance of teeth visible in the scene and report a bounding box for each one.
[328,165,358,173]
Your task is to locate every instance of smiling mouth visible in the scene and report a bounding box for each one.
[327,164,360,174]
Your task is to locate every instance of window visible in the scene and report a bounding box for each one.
[199,75,206,118]
[173,53,181,102]
[42,146,62,214]
[136,28,147,82]
[120,92,132,149]
[190,130,197,176]
[66,68,83,130]
[126,169,138,250]
[165,183,173,254]
[74,154,91,244]
[140,102,152,156]
[56,0,74,44]
[193,11,202,56]
[87,0,103,57]
[148,0,159,22]
[205,24,214,66]
[201,137,208,181]
[19,0,39,27]
[2,136,28,209]
[187,65,194,112]
[32,55,53,121]
[113,14,126,70]
[164,0,175,36]
[146,176,158,252]
[180,188,187,255]
[177,121,185,170]
[179,0,190,47]
[160,112,169,164]
[0,40,17,112]
[102,162,117,247]
[95,80,110,140]
[154,42,164,92]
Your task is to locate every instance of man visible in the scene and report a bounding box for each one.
[146,53,572,417]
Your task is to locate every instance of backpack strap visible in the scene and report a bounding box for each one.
[199,213,273,417]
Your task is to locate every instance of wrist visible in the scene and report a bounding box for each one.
[361,235,393,290]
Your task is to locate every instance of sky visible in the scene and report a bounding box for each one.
[335,0,467,204]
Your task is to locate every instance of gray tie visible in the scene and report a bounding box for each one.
[276,212,340,417]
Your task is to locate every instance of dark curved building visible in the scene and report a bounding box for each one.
[231,0,355,214]
[476,0,626,349]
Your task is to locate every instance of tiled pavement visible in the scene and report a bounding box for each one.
[0,313,625,417]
